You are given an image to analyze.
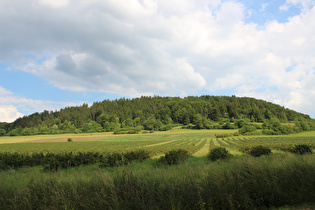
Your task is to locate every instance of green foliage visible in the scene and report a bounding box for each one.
[207,147,232,161]
[5,95,313,136]
[42,152,102,171]
[0,152,44,170]
[99,153,124,167]
[249,145,272,157]
[0,129,6,136]
[67,138,72,142]
[2,155,315,209]
[99,150,150,168]
[158,149,190,165]
[239,125,257,135]
[262,118,300,135]
[292,144,313,155]
[235,119,250,128]
[123,150,151,163]
[215,133,236,138]
[222,122,236,129]
[113,126,142,134]
[81,120,103,133]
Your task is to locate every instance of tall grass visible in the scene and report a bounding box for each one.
[1,153,314,209]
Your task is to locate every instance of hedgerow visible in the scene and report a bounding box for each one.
[291,144,313,155]
[99,150,150,168]
[0,150,150,172]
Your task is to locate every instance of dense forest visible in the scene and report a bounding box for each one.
[1,95,314,136]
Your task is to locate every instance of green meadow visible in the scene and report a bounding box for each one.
[0,129,315,209]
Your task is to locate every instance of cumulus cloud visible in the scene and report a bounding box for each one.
[0,86,80,122]
[0,105,24,123]
[0,0,315,117]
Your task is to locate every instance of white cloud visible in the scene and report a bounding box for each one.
[260,3,269,11]
[0,86,81,122]
[38,0,69,8]
[0,0,315,117]
[0,105,24,123]
[0,86,12,96]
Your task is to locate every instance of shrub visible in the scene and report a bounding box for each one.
[99,150,150,168]
[208,147,232,161]
[158,149,190,165]
[43,157,60,172]
[123,150,150,163]
[239,125,257,135]
[249,146,271,157]
[67,138,73,142]
[100,153,125,167]
[292,144,312,155]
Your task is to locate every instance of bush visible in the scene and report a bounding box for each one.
[292,144,313,155]
[99,150,150,168]
[239,125,257,135]
[113,127,142,134]
[207,147,232,161]
[158,149,190,165]
[100,153,125,167]
[123,150,150,163]
[249,146,272,157]
[67,138,72,142]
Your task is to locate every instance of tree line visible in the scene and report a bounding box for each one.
[1,95,314,136]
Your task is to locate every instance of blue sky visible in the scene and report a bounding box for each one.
[1,0,315,122]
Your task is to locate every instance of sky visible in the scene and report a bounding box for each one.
[1,0,315,122]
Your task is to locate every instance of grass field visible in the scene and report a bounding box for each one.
[0,129,315,209]
[1,129,314,156]
[0,129,233,156]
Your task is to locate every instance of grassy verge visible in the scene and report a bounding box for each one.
[0,153,314,209]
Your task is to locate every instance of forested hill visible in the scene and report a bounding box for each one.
[0,95,314,136]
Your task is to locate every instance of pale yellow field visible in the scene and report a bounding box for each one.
[0,129,235,144]
[0,132,116,144]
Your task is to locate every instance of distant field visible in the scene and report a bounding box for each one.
[0,129,234,155]
[0,129,314,156]
[0,132,118,144]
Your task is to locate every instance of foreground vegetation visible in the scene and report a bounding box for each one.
[0,153,314,209]
[0,129,314,209]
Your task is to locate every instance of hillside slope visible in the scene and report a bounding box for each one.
[1,95,314,136]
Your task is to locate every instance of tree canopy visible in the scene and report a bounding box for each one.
[1,95,314,136]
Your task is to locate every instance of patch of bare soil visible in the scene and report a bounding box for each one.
[26,136,118,143]
[167,134,190,138]
[167,135,181,138]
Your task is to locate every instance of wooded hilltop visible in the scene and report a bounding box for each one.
[1,95,314,136]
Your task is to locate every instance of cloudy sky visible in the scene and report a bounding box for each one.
[1,0,315,122]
